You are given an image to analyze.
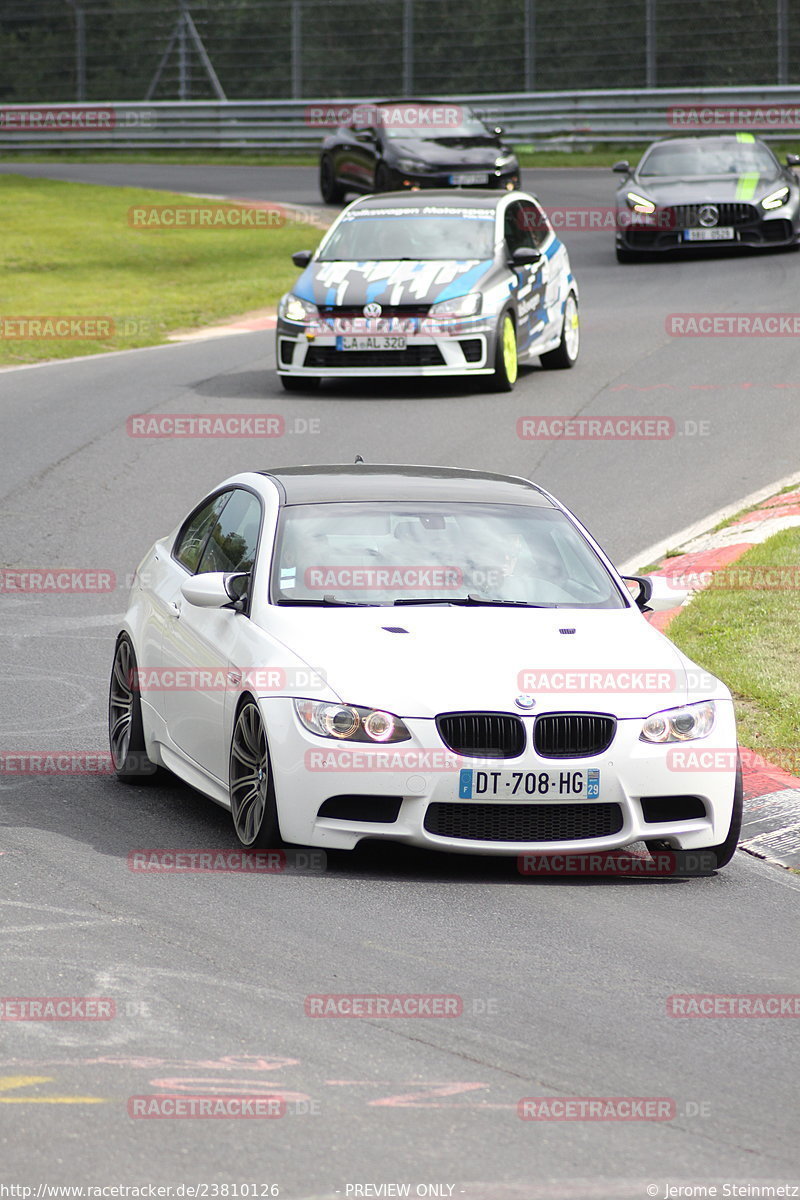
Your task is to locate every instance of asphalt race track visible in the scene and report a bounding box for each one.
[1,163,799,1195]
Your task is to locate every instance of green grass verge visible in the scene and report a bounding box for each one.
[666,527,800,755]
[0,174,324,366]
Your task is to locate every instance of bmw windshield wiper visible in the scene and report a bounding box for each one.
[275,595,378,607]
[393,595,555,607]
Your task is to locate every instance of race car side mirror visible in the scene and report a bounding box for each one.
[511,247,543,267]
[291,250,313,268]
[612,161,631,174]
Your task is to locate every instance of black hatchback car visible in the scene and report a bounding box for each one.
[319,99,520,204]
[613,135,800,261]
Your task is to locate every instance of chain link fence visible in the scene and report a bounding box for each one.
[0,0,796,104]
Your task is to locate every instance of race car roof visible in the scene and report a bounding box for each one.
[258,464,555,507]
[346,189,507,213]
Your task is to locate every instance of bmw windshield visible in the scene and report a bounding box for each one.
[271,503,626,608]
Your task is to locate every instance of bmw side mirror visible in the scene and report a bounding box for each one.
[622,574,685,613]
[511,246,543,267]
[292,250,312,268]
[612,160,631,174]
[180,572,249,610]
[786,154,800,167]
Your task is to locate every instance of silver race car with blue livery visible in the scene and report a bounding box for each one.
[276,190,579,392]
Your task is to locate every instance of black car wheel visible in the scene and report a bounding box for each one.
[540,292,579,370]
[319,156,346,204]
[108,635,158,782]
[374,163,393,193]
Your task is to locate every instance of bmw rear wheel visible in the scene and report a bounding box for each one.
[108,635,157,782]
[487,311,518,392]
[540,292,579,369]
[230,700,282,848]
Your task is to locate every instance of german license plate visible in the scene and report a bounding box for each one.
[458,767,600,800]
[683,227,735,241]
[337,336,407,350]
[449,172,488,186]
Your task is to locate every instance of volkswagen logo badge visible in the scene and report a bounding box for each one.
[363,302,382,317]
[515,694,536,710]
[698,204,719,228]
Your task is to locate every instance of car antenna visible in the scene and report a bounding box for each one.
[354,454,364,463]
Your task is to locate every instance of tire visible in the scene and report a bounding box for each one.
[486,310,518,392]
[280,374,321,393]
[229,699,282,849]
[108,635,158,782]
[319,156,345,204]
[646,756,743,875]
[374,163,392,193]
[540,291,579,370]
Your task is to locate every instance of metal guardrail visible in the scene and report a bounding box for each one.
[2,87,800,151]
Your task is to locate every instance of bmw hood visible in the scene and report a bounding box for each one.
[256,606,728,719]
[294,258,495,308]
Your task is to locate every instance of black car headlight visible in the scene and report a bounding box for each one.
[278,293,319,325]
[294,699,411,743]
[395,157,428,174]
[640,701,716,744]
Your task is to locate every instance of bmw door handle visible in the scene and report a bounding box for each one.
[168,601,181,618]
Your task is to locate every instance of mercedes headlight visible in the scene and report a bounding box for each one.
[428,293,482,318]
[294,699,411,743]
[278,293,319,324]
[626,191,657,215]
[762,186,789,210]
[640,701,716,744]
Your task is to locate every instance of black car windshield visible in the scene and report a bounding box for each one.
[317,209,496,261]
[271,502,626,609]
[639,139,778,177]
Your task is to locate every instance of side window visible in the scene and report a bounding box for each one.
[518,201,551,249]
[197,489,263,576]
[504,201,529,255]
[174,492,231,573]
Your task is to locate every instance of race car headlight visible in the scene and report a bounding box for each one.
[428,293,482,318]
[640,701,716,744]
[294,699,411,743]
[278,293,319,324]
[626,191,657,215]
[762,186,790,210]
[396,157,426,174]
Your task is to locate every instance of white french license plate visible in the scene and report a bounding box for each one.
[683,227,735,241]
[449,172,488,186]
[458,767,600,800]
[337,336,407,350]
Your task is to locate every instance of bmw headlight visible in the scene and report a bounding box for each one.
[640,701,716,744]
[278,293,319,324]
[294,699,411,743]
[762,186,790,210]
[428,293,482,318]
[626,191,657,215]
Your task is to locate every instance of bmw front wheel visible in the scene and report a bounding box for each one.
[229,700,282,848]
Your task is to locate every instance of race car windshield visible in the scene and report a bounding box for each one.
[317,214,495,261]
[639,140,777,177]
[271,502,626,609]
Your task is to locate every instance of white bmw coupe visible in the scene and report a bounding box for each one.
[109,464,742,871]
